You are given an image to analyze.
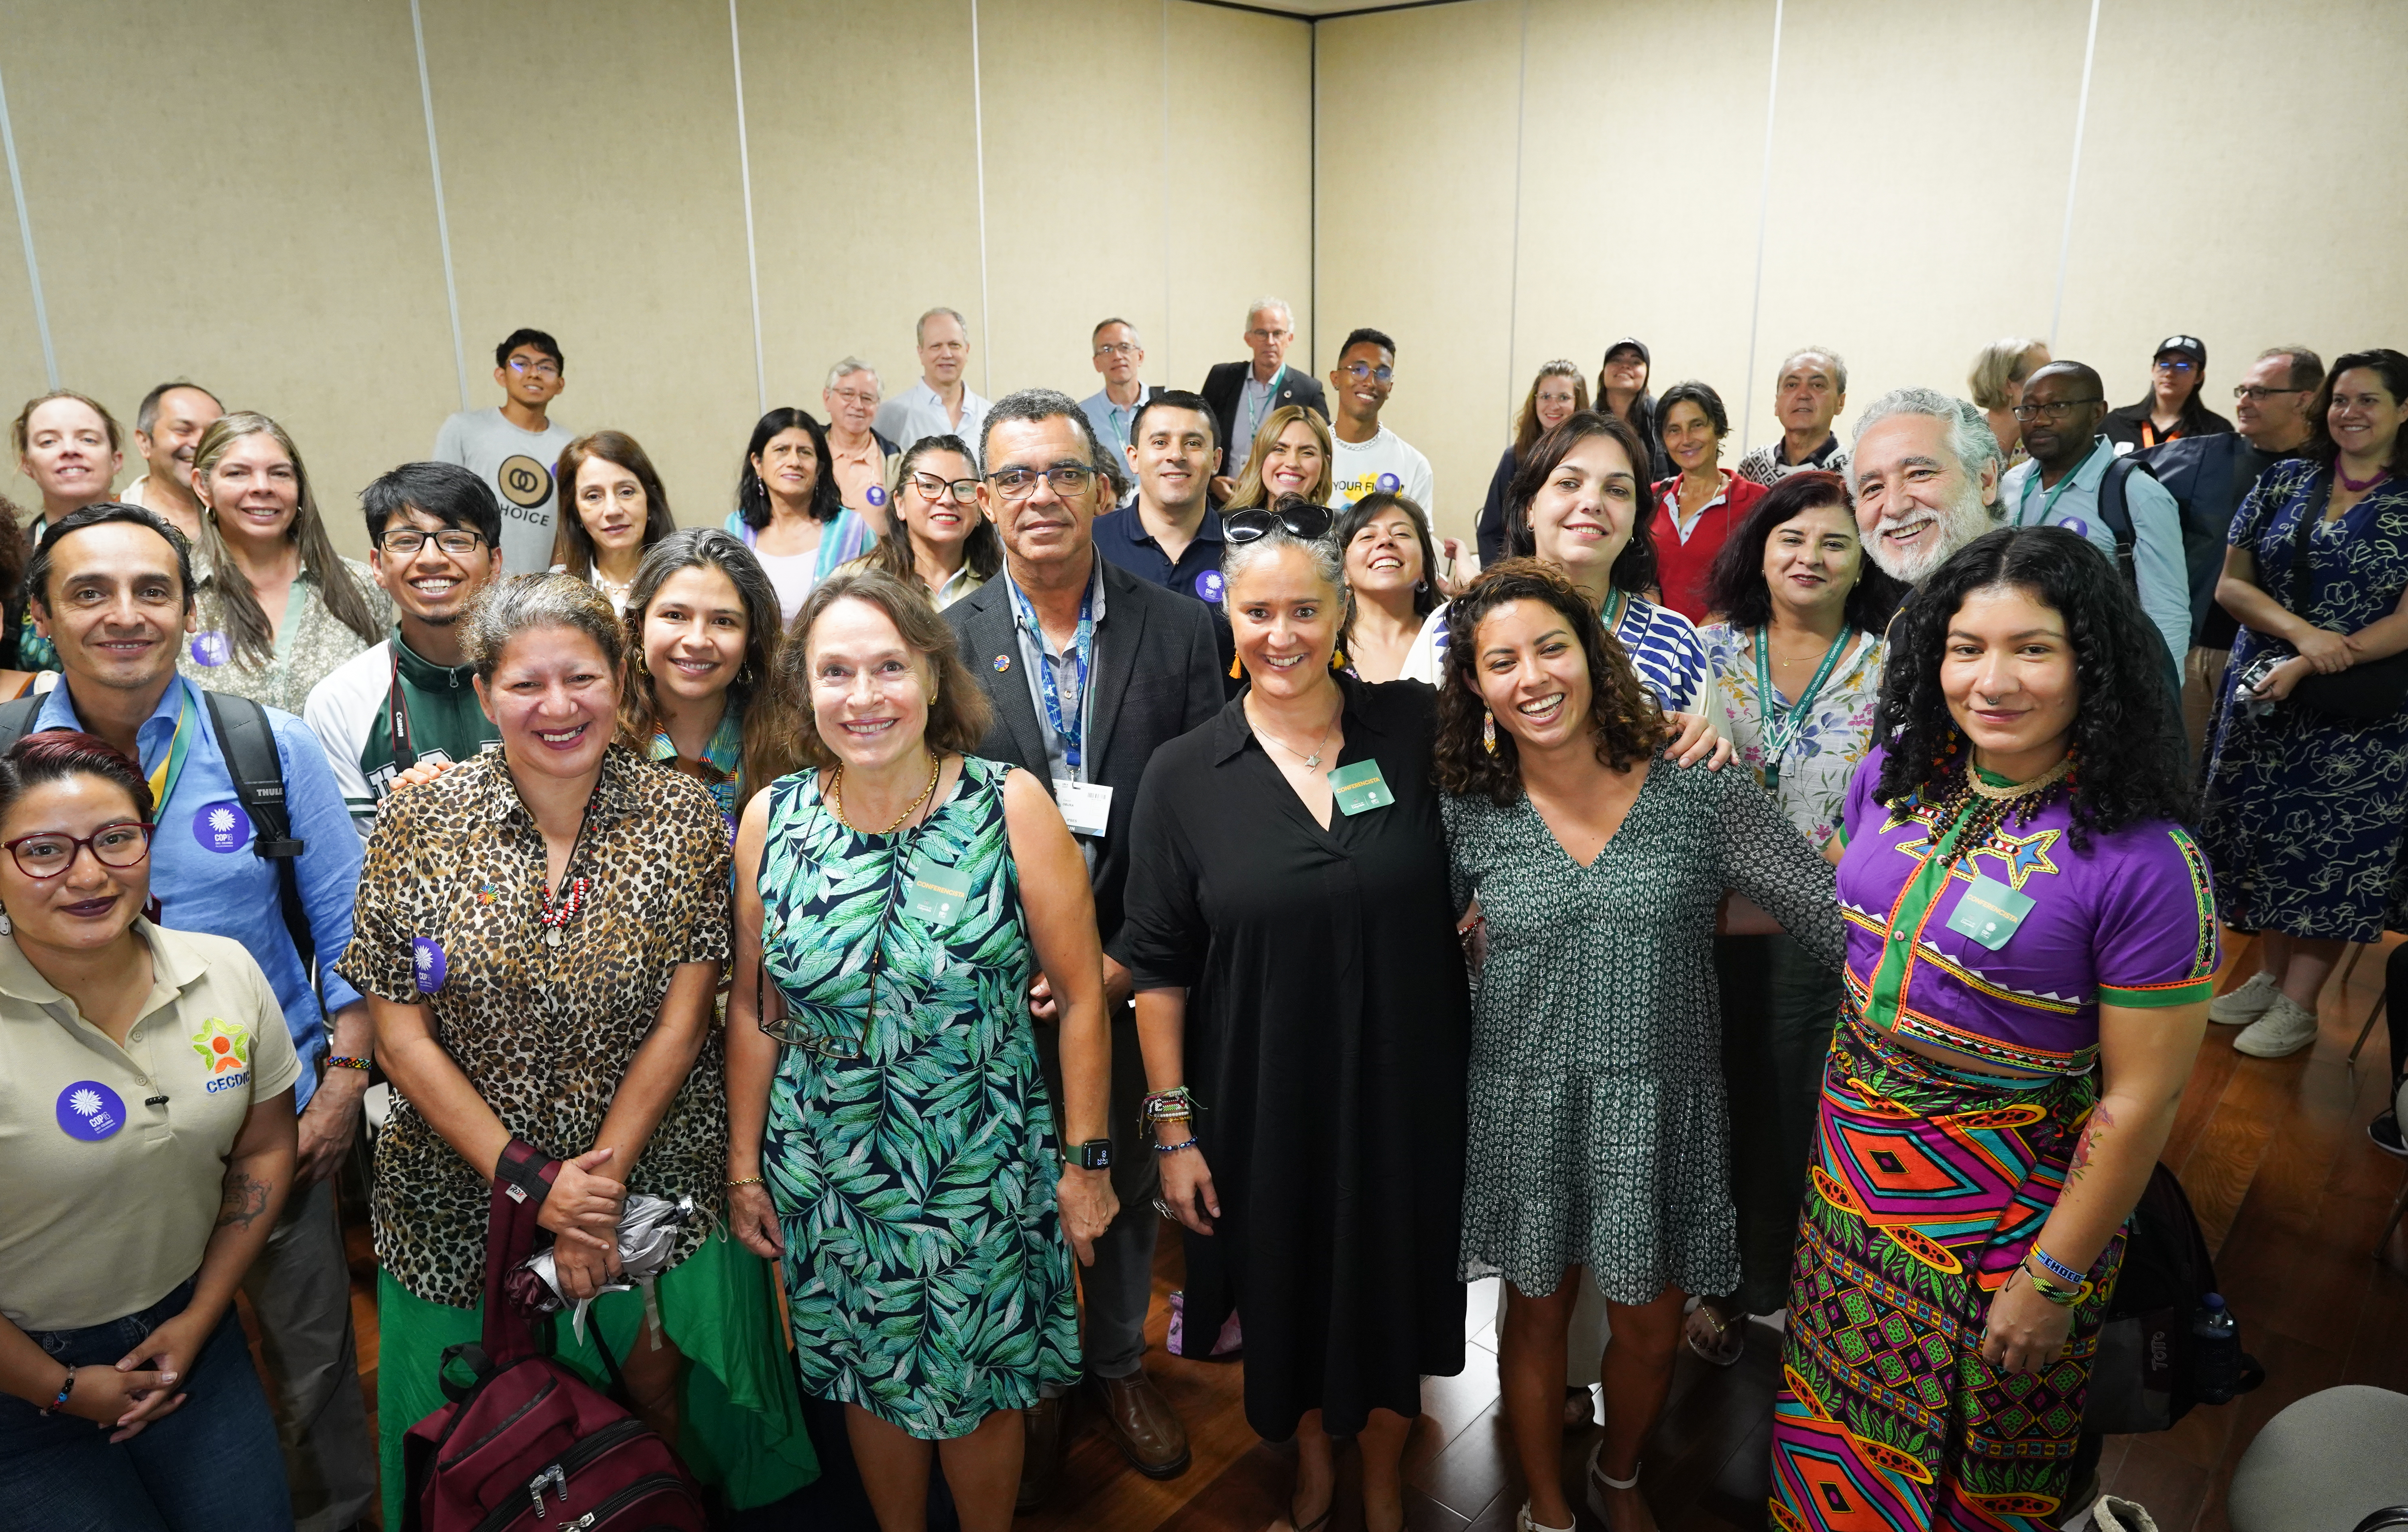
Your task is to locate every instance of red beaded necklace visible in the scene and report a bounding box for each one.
[537,876,589,946]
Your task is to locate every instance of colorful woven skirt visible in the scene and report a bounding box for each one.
[1771,1007,2121,1532]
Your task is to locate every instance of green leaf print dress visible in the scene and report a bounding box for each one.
[757,756,1080,1438]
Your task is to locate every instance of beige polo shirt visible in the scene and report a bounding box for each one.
[826,430,896,525]
[0,921,298,1331]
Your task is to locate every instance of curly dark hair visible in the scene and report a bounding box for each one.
[1705,470,1905,632]
[1434,558,1668,805]
[1871,525,2193,845]
[1501,410,1657,595]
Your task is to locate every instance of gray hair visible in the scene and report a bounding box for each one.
[1847,387,2003,495]
[915,306,968,346]
[979,387,1113,480]
[1966,338,2047,410]
[825,356,879,394]
[1220,522,1345,601]
[464,572,625,685]
[1246,296,1294,330]
[1779,346,1848,396]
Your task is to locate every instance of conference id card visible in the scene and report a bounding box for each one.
[1327,759,1395,816]
[904,854,975,925]
[1054,779,1113,838]
[1943,874,2033,951]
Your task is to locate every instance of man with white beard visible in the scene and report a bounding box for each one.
[1845,387,2005,585]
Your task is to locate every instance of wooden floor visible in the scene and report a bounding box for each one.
[324,929,2408,1530]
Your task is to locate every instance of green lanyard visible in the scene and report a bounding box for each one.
[1752,627,1852,792]
[2023,442,2099,526]
[146,681,198,815]
[1601,587,1628,637]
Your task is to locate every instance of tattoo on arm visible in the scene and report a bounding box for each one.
[216,1170,273,1231]
[2068,1104,2115,1187]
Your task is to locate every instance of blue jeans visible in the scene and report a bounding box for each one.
[0,1278,294,1532]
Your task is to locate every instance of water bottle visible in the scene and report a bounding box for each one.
[2192,1292,2239,1404]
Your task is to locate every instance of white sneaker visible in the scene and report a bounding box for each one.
[2234,994,2319,1057]
[1516,1502,1575,1532]
[2208,971,2280,1025]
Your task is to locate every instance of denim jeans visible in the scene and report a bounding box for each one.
[0,1278,294,1532]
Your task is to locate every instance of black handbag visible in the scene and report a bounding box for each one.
[2282,479,2408,721]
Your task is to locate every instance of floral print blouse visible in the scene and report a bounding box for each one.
[1699,622,1885,848]
[179,556,391,714]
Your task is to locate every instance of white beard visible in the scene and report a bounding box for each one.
[1865,482,1997,584]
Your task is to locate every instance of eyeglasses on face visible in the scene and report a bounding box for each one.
[5,821,155,879]
[506,357,562,379]
[2152,359,2197,373]
[1246,327,1291,342]
[2233,385,2309,401]
[908,472,981,505]
[1093,342,1141,358]
[1341,361,1394,383]
[2010,398,2105,422]
[985,464,1096,500]
[378,529,487,557]
[1222,503,1334,545]
[827,387,879,407]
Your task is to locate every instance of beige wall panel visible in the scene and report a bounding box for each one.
[1315,1,1521,540]
[1164,2,1312,401]
[0,138,47,492]
[423,0,757,532]
[1,1,454,548]
[1746,0,2088,453]
[2056,0,2408,411]
[743,0,982,421]
[1511,0,1773,455]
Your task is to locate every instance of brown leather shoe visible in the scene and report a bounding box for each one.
[1016,1396,1067,1512]
[1085,1369,1191,1479]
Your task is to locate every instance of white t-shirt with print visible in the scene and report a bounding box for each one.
[1329,426,1435,513]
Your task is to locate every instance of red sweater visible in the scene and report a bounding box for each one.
[1649,471,1767,621]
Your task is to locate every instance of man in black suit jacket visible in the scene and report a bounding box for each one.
[947,388,1224,1506]
[1200,296,1328,499]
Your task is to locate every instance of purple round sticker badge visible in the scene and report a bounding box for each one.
[1376,472,1402,493]
[867,485,888,508]
[2054,515,2092,539]
[192,800,252,854]
[56,1080,126,1141]
[1194,569,1225,604]
[412,937,448,993]
[189,632,230,666]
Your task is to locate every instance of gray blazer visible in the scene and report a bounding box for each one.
[944,554,1225,947]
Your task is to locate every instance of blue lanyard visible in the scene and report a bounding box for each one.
[1011,577,1094,770]
[1239,365,1284,450]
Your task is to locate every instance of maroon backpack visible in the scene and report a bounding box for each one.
[401,1139,707,1532]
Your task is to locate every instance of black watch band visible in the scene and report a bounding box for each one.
[1076,1138,1113,1171]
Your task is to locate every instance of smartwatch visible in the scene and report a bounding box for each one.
[1076,1138,1113,1171]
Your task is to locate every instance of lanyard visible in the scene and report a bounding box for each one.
[1601,587,1629,638]
[1752,626,1852,792]
[1010,577,1094,772]
[1238,365,1284,454]
[147,682,197,813]
[387,650,418,772]
[2025,440,2100,526]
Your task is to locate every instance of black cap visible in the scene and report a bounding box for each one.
[2154,334,2206,367]
[1603,336,1651,368]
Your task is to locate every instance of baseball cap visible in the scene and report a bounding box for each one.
[1603,336,1651,367]
[2154,334,2206,367]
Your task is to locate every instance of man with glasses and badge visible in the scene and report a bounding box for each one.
[1201,297,1328,502]
[821,357,903,528]
[303,463,507,835]
[1326,326,1435,513]
[2002,361,2193,678]
[432,327,574,577]
[945,389,1225,1510]
[1082,319,1159,508]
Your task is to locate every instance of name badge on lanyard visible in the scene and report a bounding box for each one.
[1016,581,1094,772]
[1054,780,1113,838]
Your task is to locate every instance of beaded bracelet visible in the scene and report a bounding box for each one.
[2020,1266,2082,1307]
[2028,1245,2084,1288]
[1152,1136,1199,1155]
[39,1367,75,1416]
[325,1055,373,1072]
[1138,1086,1203,1131]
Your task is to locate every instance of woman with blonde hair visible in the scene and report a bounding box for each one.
[1478,361,1588,562]
[1221,403,1335,513]
[1968,337,2051,467]
[178,412,387,711]
[12,390,124,671]
[551,430,678,615]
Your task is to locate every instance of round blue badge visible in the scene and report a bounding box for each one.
[2054,515,2092,539]
[1195,569,1225,604]
[189,632,230,667]
[867,485,887,507]
[993,654,1011,673]
[412,937,447,993]
[1376,473,1402,493]
[192,800,252,854]
[57,1080,126,1141]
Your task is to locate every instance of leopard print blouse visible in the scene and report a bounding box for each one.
[343,745,733,1307]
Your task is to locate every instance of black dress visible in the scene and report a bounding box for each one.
[1114,675,1470,1439]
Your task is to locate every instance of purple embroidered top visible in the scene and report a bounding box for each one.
[1834,745,2219,1074]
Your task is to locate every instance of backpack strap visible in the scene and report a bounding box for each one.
[483,1139,562,1364]
[0,693,45,755]
[2097,455,2146,591]
[196,691,313,990]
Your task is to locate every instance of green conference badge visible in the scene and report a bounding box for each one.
[1327,758,1395,816]
[1944,873,2034,951]
[904,854,975,924]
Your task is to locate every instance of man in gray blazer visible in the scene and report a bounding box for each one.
[946,389,1224,1508]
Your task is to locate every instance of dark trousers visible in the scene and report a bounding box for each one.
[2386,942,2408,1086]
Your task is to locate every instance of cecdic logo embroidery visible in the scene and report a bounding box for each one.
[192,1017,253,1094]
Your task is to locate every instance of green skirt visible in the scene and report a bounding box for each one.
[376,1227,817,1528]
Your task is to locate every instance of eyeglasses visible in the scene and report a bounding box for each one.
[2234,385,2309,402]
[1093,342,1141,358]
[908,472,981,505]
[827,387,879,407]
[380,528,487,556]
[1341,361,1394,383]
[2010,398,2105,422]
[1246,327,1291,342]
[5,821,155,879]
[985,464,1097,500]
[2152,359,2197,373]
[506,358,562,379]
[378,528,487,556]
[1223,503,1334,544]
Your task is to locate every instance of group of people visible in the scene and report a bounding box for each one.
[1,293,2403,1532]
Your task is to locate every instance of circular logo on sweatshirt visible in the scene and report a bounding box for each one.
[497,455,553,508]
[57,1081,126,1141]
[192,800,252,854]
[1376,473,1402,493]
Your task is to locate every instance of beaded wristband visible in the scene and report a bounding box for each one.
[325,1055,373,1072]
[2028,1245,2084,1287]
[39,1367,74,1416]
[1152,1136,1199,1155]
[2021,1267,2081,1307]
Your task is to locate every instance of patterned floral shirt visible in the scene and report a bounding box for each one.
[179,556,391,715]
[1699,622,1885,847]
[342,746,733,1307]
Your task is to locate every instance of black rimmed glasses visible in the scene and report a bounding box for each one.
[5,821,155,879]
[986,464,1097,500]
[379,528,487,557]
[506,357,562,380]
[1341,361,1395,383]
[2010,398,2105,422]
[2234,385,2309,402]
[1222,502,1335,544]
[908,472,981,505]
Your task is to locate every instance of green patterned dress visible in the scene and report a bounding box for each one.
[757,756,1080,1438]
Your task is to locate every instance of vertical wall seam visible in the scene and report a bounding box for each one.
[728,0,767,415]
[969,0,993,398]
[1503,0,1529,428]
[1162,0,1173,386]
[2050,0,2102,350]
[409,0,470,412]
[1738,0,1784,452]
[0,58,57,389]
[1308,21,1318,372]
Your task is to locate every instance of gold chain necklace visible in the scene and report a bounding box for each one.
[829,753,941,834]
